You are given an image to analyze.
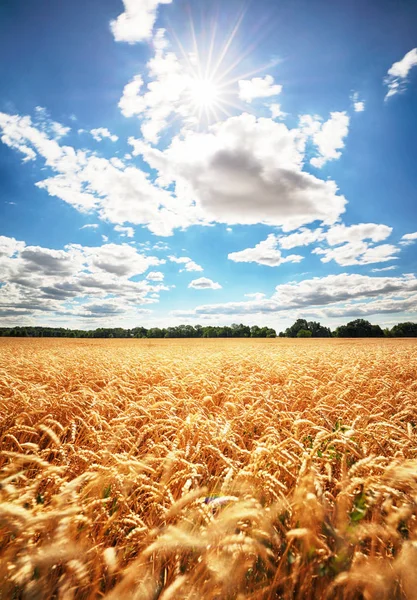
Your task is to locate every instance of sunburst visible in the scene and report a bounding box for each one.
[167,7,277,129]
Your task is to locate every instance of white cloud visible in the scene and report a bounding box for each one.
[228,234,303,267]
[0,235,25,257]
[84,243,164,277]
[351,92,365,112]
[385,48,417,99]
[153,241,170,251]
[0,236,169,324]
[118,30,206,143]
[0,110,190,237]
[119,75,145,117]
[90,128,118,142]
[238,75,282,103]
[274,273,417,308]
[325,223,392,246]
[146,271,164,281]
[133,112,347,232]
[313,242,399,266]
[244,292,266,300]
[175,273,417,319]
[400,231,417,246]
[80,223,99,230]
[277,227,324,250]
[309,111,350,168]
[114,224,135,238]
[110,0,172,44]
[188,277,222,290]
[269,103,286,119]
[371,266,398,272]
[168,255,203,272]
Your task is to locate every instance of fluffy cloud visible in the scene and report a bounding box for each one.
[385,48,417,99]
[309,112,350,168]
[274,273,417,308]
[114,225,135,238]
[110,0,172,44]
[168,256,203,272]
[119,75,145,117]
[0,104,353,238]
[238,75,282,103]
[85,243,163,277]
[313,242,399,266]
[269,104,286,119]
[80,223,99,230]
[400,231,417,246]
[325,223,392,246]
[277,228,324,250]
[0,235,25,257]
[228,234,303,267]
[133,112,347,231]
[188,277,222,290]
[146,271,164,281]
[118,30,207,143]
[0,110,193,237]
[0,236,168,323]
[175,273,417,319]
[351,92,365,112]
[90,128,118,142]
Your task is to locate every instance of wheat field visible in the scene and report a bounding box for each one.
[1,337,417,599]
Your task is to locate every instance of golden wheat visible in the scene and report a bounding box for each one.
[1,337,417,599]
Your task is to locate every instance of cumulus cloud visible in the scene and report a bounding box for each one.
[308,111,350,168]
[110,0,172,44]
[228,234,303,267]
[0,236,168,324]
[119,75,145,117]
[351,92,365,112]
[269,103,286,119]
[277,228,324,250]
[133,112,347,232]
[90,128,118,142]
[385,48,417,99]
[0,235,25,257]
[146,271,164,281]
[313,242,400,266]
[188,277,222,290]
[114,225,135,238]
[238,75,282,103]
[168,256,203,272]
[119,30,211,143]
[0,110,193,237]
[325,223,392,246]
[175,273,417,320]
[400,231,417,246]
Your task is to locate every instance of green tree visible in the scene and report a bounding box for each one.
[297,329,312,338]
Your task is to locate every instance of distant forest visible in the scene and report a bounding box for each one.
[1,319,417,338]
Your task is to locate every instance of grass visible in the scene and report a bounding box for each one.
[1,337,417,599]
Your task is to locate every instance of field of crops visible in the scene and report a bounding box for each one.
[1,337,417,599]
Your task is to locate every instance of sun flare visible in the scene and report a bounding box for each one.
[189,77,219,108]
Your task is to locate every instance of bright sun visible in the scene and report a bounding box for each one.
[189,78,219,108]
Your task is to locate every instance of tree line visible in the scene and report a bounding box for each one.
[0,319,416,338]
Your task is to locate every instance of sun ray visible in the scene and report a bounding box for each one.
[210,8,247,81]
[165,5,276,131]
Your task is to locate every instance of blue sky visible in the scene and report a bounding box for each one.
[0,0,416,331]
